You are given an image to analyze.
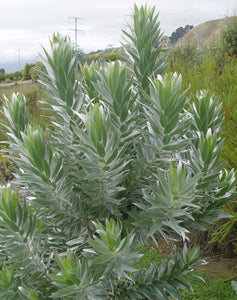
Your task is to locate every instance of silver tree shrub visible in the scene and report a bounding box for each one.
[0,5,236,300]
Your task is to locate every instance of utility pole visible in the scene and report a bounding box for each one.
[68,17,84,50]
[17,50,21,72]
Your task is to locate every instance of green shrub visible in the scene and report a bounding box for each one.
[167,46,237,170]
[0,5,235,299]
[30,62,46,83]
[167,33,237,254]
[220,15,237,56]
[22,63,35,80]
[0,147,15,183]
[85,49,125,64]
[209,202,237,253]
[168,41,200,71]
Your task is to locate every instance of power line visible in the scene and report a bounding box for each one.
[68,17,84,50]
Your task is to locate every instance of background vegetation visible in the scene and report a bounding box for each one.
[167,14,237,257]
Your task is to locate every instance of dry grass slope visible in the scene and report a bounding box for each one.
[182,18,225,46]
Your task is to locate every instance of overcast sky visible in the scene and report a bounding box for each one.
[0,0,236,69]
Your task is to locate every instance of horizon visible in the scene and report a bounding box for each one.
[0,16,225,74]
[0,0,236,73]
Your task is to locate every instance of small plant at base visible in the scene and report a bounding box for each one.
[0,4,235,299]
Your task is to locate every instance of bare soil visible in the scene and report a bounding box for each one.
[194,255,237,279]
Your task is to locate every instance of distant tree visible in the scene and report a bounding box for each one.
[88,49,102,55]
[0,68,5,74]
[170,25,193,44]
[170,27,182,44]
[0,73,5,82]
[184,24,193,33]
[22,63,35,80]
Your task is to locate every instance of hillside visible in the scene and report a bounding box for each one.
[181,18,225,46]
